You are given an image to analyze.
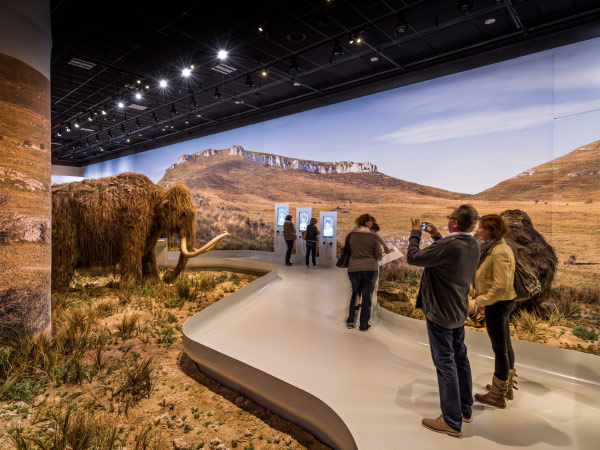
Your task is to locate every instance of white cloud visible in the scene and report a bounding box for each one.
[375,104,552,145]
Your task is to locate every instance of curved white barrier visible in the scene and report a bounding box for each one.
[174,249,600,450]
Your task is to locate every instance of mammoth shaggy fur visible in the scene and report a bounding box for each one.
[501,209,558,306]
[52,172,201,291]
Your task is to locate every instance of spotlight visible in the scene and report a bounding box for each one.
[159,79,168,88]
[394,16,408,35]
[162,127,166,132]
[292,80,301,87]
[57,127,62,136]
[95,134,100,143]
[99,146,104,152]
[135,92,142,100]
[348,33,354,45]
[190,64,195,69]
[485,17,496,25]
[217,50,228,60]
[152,111,158,123]
[136,79,141,85]
[190,96,197,108]
[170,104,177,116]
[213,87,221,99]
[182,68,191,77]
[145,85,150,89]
[332,40,343,57]
[261,68,268,77]
[74,118,80,128]
[136,118,141,128]
[117,101,124,108]
[88,112,93,122]
[370,56,379,62]
[170,122,174,129]
[120,124,126,133]
[289,57,298,73]
[245,74,254,88]
[234,97,243,104]
[101,104,107,115]
[66,123,71,132]
[93,109,99,116]
[458,0,473,11]
[85,138,90,147]
[126,134,131,143]
[107,129,112,139]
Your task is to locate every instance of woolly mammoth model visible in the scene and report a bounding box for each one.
[52,172,228,291]
[501,209,557,306]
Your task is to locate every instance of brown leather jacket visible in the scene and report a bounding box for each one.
[283,220,296,241]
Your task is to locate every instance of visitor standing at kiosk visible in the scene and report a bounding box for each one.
[283,215,296,266]
[304,218,319,268]
[407,205,479,438]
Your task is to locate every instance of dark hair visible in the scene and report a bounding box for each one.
[356,214,375,227]
[371,222,380,232]
[285,215,292,221]
[310,218,317,224]
[455,204,478,232]
[479,214,510,238]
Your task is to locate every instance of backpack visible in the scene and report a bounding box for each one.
[512,252,541,302]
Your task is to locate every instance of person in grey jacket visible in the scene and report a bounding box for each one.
[407,204,480,438]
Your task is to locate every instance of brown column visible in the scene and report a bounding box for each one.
[0,0,52,338]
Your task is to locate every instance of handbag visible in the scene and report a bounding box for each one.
[512,251,541,302]
[336,233,352,268]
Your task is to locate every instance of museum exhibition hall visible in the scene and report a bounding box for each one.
[1,1,599,449]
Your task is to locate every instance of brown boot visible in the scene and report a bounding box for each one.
[475,375,508,408]
[486,369,518,400]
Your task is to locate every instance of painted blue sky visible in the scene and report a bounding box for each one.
[74,37,600,195]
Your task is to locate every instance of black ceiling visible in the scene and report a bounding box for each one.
[50,0,600,165]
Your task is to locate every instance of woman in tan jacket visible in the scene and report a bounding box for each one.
[472,214,517,409]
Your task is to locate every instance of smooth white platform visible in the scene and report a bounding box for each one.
[171,249,600,450]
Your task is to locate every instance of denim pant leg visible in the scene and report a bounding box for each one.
[426,319,463,432]
[347,272,362,324]
[306,242,316,266]
[359,271,378,329]
[452,325,473,420]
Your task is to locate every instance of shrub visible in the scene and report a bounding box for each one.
[512,310,541,342]
[116,313,139,339]
[571,325,599,341]
[175,278,199,302]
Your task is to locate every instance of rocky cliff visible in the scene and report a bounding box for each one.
[167,145,378,175]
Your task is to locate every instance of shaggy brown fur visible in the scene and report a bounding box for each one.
[501,209,558,306]
[52,173,199,291]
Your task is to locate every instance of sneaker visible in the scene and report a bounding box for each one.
[421,415,462,438]
[346,322,355,329]
[463,415,473,423]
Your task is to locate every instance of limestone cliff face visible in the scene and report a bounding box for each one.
[167,145,377,174]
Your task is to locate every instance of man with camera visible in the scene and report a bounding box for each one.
[406,205,480,438]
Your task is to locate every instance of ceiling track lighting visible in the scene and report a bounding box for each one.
[135,92,142,100]
[66,123,71,132]
[88,112,93,121]
[458,0,473,12]
[332,39,343,57]
[217,50,228,60]
[152,112,158,123]
[120,124,126,133]
[289,57,298,73]
[107,129,112,139]
[394,16,408,35]
[190,96,197,109]
[57,127,62,136]
[74,118,80,128]
[117,101,124,109]
[182,67,191,77]
[261,68,268,77]
[136,119,141,129]
[159,79,168,88]
[95,134,100,143]
[213,87,221,99]
[85,138,90,147]
[170,104,177,116]
[245,74,254,88]
[101,104,107,115]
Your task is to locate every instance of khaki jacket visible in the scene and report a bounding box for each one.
[474,238,517,306]
[283,220,296,241]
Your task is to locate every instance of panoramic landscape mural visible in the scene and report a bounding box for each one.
[52,37,600,354]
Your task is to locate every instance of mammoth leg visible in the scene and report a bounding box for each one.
[142,250,160,280]
[120,235,144,286]
[52,226,78,292]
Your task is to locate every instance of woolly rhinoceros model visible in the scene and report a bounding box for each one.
[501,209,557,306]
[52,172,227,291]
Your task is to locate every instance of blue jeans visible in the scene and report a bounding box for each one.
[426,319,473,432]
[346,270,378,330]
[305,241,317,266]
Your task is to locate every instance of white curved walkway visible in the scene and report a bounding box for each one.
[171,249,600,450]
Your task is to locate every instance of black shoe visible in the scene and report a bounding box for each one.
[346,322,356,329]
[354,303,362,310]
[285,262,293,266]
[359,325,371,331]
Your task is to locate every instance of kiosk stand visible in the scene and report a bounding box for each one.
[318,211,337,267]
[274,203,289,258]
[295,207,312,265]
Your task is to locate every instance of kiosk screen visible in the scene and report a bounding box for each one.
[277,208,286,227]
[323,217,334,238]
[299,212,309,232]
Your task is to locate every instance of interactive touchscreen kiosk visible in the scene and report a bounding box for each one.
[319,211,337,267]
[274,203,289,257]
[295,207,312,264]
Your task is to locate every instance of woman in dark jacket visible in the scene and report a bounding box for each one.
[304,218,319,268]
[345,214,382,331]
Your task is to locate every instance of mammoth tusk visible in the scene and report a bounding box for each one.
[180,232,229,258]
